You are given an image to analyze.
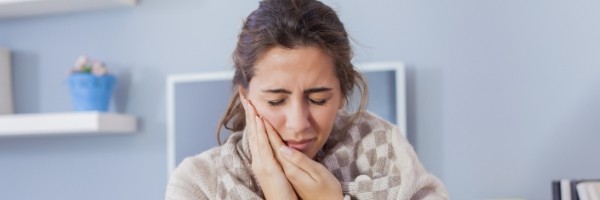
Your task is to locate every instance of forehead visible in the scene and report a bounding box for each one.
[251,46,338,88]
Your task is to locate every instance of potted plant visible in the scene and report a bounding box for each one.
[68,56,116,112]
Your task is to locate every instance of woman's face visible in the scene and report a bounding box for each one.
[243,46,343,159]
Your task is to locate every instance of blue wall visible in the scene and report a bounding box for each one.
[1,0,599,199]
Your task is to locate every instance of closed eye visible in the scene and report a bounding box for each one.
[268,99,285,107]
[309,99,327,105]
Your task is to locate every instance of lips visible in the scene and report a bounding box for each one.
[284,138,315,152]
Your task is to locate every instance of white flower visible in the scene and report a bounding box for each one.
[70,56,110,75]
[75,55,88,69]
[91,61,107,76]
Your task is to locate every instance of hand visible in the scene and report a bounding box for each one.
[261,118,344,200]
[240,95,298,200]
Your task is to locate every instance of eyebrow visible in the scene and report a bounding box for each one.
[261,87,332,94]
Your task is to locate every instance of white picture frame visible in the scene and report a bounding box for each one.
[165,61,406,175]
[0,48,13,115]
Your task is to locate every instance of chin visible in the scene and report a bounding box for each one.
[305,150,318,160]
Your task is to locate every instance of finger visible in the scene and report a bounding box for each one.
[240,96,260,162]
[241,96,256,131]
[263,118,285,153]
[263,118,298,173]
[279,145,331,181]
[255,115,275,159]
[245,100,269,158]
[245,99,260,139]
[262,118,314,180]
[278,145,317,184]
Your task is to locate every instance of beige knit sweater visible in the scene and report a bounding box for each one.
[165,111,449,200]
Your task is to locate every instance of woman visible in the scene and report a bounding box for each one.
[166,0,449,199]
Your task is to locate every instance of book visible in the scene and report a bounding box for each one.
[576,181,600,200]
[553,179,600,200]
[563,179,573,200]
[554,180,563,200]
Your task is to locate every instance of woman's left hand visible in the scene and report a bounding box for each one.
[261,118,344,200]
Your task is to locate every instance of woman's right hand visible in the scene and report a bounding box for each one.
[240,95,298,200]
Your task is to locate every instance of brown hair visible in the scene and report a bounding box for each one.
[216,0,368,144]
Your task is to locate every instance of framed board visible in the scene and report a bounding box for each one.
[165,61,406,174]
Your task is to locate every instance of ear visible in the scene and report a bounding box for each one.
[238,85,248,99]
[339,97,346,110]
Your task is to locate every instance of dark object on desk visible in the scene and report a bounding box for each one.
[552,179,600,200]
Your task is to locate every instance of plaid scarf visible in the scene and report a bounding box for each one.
[166,111,448,200]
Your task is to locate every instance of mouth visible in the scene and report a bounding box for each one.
[284,138,315,152]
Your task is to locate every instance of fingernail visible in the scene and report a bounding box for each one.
[279,146,293,156]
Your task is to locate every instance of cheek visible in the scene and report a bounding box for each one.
[253,104,284,132]
[312,107,338,130]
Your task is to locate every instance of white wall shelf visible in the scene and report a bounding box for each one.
[0,48,12,115]
[0,112,137,137]
[0,0,136,19]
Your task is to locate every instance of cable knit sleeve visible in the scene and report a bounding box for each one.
[389,127,448,200]
[165,153,216,200]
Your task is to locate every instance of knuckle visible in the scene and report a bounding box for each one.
[284,168,300,179]
[290,153,304,163]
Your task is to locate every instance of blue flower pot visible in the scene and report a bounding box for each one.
[68,73,116,112]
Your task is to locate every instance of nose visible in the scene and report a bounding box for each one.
[285,100,311,133]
